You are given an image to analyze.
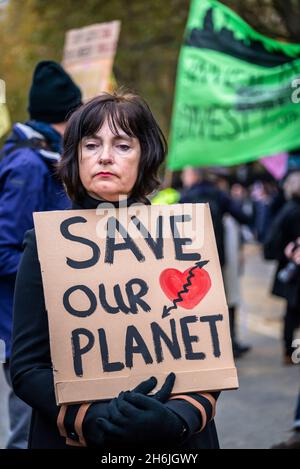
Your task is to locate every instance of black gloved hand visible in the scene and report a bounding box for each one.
[96,376,185,447]
[82,374,174,447]
[82,400,110,448]
[150,372,175,403]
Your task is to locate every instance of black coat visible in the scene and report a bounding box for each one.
[264,197,300,307]
[10,194,220,450]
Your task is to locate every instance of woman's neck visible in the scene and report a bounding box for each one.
[87,192,130,203]
[72,192,148,210]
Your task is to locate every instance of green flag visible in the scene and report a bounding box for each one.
[168,0,300,170]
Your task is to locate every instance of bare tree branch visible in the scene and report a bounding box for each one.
[221,0,300,42]
[273,0,300,41]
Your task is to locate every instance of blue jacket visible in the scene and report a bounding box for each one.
[0,122,71,359]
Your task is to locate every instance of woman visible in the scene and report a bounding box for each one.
[272,242,300,449]
[11,91,220,449]
[264,171,300,364]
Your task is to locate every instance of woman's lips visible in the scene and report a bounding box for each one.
[95,172,116,178]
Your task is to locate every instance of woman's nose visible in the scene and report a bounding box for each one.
[98,146,113,164]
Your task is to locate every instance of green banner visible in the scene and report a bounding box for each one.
[167,0,300,170]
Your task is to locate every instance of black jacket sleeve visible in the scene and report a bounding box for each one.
[166,391,220,437]
[10,229,109,444]
[263,210,288,261]
[10,229,60,423]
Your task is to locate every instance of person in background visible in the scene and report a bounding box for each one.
[0,60,82,448]
[272,242,300,449]
[251,180,278,243]
[219,178,252,358]
[180,167,251,267]
[180,167,252,357]
[264,171,300,365]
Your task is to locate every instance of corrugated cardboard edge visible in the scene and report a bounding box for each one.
[55,367,239,404]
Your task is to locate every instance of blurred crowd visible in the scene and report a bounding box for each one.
[166,165,300,449]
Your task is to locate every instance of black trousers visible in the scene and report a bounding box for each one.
[284,303,300,357]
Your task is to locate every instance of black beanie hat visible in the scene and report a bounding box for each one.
[28,61,82,123]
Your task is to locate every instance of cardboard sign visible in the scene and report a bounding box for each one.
[62,21,121,101]
[34,204,238,405]
[0,104,10,139]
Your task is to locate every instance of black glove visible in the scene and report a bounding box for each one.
[82,374,174,447]
[151,372,175,403]
[96,378,185,447]
[82,400,109,448]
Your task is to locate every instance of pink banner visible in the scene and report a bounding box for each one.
[260,153,288,180]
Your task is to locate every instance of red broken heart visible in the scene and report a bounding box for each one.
[159,265,212,310]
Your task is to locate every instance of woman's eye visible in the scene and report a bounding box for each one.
[85,143,98,151]
[117,144,130,152]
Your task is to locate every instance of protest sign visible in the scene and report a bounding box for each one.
[0,104,10,139]
[34,203,238,404]
[62,21,120,101]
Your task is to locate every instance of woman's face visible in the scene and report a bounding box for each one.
[79,119,141,202]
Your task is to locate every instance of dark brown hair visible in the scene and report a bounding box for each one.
[57,90,167,203]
